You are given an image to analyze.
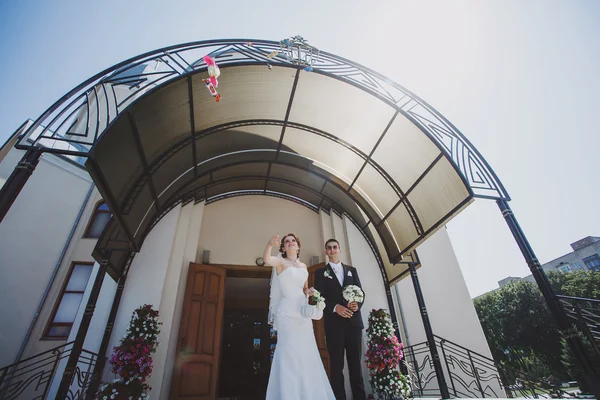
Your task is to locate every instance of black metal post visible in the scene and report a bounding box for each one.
[56,260,108,399]
[85,273,128,399]
[0,147,42,224]
[408,262,451,399]
[385,288,402,341]
[386,287,409,375]
[497,199,600,397]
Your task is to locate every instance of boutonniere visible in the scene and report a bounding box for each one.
[347,270,352,277]
[324,270,333,279]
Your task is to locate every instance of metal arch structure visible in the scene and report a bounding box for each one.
[2,37,598,397]
[8,38,509,281]
[15,39,509,202]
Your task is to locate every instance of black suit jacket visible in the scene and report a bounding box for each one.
[314,263,365,329]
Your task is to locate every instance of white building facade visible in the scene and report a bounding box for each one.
[0,144,502,399]
[0,38,524,399]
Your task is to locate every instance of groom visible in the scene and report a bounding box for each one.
[314,239,366,400]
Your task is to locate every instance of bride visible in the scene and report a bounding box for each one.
[263,233,336,400]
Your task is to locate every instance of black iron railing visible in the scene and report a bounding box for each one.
[557,295,600,356]
[0,342,98,400]
[404,335,580,399]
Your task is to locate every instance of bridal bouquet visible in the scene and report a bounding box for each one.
[343,285,364,303]
[310,289,326,310]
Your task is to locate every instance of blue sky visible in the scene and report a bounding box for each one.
[1,0,598,297]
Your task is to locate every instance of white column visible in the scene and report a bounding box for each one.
[101,204,182,383]
[157,202,205,399]
[319,209,333,264]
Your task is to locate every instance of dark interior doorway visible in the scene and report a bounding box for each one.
[217,275,274,400]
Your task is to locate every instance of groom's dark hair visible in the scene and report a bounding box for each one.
[325,238,340,249]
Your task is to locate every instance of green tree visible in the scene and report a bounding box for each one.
[474,270,600,385]
[548,270,600,299]
[474,280,566,380]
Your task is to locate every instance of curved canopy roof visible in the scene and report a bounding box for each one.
[17,39,508,283]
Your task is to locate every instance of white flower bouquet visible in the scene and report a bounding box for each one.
[310,289,326,310]
[343,285,364,303]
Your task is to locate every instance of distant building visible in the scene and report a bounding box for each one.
[476,236,600,299]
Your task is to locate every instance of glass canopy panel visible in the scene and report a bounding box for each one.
[90,116,143,208]
[365,222,403,281]
[269,164,326,194]
[212,163,270,180]
[352,163,401,218]
[288,70,397,154]
[321,183,369,230]
[156,168,202,206]
[376,221,402,263]
[227,124,283,143]
[192,66,295,132]
[371,114,441,192]
[266,181,322,207]
[194,127,281,165]
[280,127,364,183]
[152,145,194,207]
[122,183,156,238]
[407,156,471,232]
[347,187,382,227]
[385,202,420,253]
[131,78,192,163]
[195,150,277,178]
[206,179,267,199]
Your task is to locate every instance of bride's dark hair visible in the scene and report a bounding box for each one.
[279,233,301,258]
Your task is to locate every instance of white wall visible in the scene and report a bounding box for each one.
[197,196,323,266]
[395,227,504,396]
[155,202,204,399]
[101,204,182,383]
[0,148,92,367]
[18,187,103,361]
[332,212,351,265]
[319,210,334,261]
[396,228,492,353]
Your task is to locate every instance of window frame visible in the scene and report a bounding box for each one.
[82,200,111,238]
[558,264,572,273]
[42,261,95,340]
[583,254,600,271]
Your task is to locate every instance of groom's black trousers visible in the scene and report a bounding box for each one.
[325,323,366,400]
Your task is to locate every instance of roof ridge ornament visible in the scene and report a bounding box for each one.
[279,35,320,71]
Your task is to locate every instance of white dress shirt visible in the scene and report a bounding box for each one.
[329,261,344,313]
[329,261,344,286]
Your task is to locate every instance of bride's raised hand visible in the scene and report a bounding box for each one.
[264,236,283,269]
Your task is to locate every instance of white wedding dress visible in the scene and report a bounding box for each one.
[266,266,336,400]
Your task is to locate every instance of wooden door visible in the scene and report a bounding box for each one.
[308,262,330,377]
[170,263,226,400]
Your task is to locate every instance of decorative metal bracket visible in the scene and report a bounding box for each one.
[279,35,320,70]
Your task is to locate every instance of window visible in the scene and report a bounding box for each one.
[583,255,600,272]
[558,264,572,273]
[84,202,111,238]
[45,263,94,339]
[571,262,585,271]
